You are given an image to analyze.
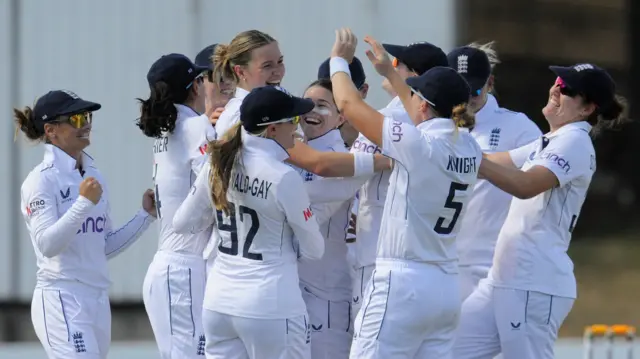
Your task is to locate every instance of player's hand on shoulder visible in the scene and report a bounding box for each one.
[79,177,103,204]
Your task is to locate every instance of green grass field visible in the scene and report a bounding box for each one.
[561,235,640,336]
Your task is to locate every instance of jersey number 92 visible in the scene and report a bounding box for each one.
[216,202,262,261]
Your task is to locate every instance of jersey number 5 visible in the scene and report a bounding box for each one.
[434,182,469,235]
[216,202,262,261]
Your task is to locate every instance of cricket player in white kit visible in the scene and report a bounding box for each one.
[137,53,214,359]
[447,45,542,301]
[295,78,357,358]
[329,29,482,359]
[17,90,156,359]
[183,86,327,359]
[453,64,629,359]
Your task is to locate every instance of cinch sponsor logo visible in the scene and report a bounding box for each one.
[352,139,381,154]
[541,152,571,173]
[391,121,403,142]
[77,216,106,234]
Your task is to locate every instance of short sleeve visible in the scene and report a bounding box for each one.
[381,116,429,168]
[508,139,539,169]
[529,133,594,187]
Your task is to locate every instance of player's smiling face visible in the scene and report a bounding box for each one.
[301,85,343,140]
[543,77,595,128]
[241,42,285,90]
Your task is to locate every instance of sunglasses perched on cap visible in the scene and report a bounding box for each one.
[257,116,301,127]
[186,73,205,89]
[56,112,93,129]
[409,87,436,106]
[555,77,580,98]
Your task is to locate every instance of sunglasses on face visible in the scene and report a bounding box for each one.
[257,116,301,127]
[555,77,580,98]
[58,112,93,129]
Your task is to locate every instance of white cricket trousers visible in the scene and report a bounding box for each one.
[143,251,207,358]
[458,264,490,303]
[453,279,574,359]
[31,282,111,359]
[350,259,460,359]
[202,309,311,359]
[351,265,374,322]
[301,285,353,359]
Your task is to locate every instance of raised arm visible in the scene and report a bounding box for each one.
[286,140,390,177]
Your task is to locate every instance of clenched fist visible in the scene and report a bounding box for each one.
[79,177,103,204]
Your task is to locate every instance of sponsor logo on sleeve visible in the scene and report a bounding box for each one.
[351,138,381,154]
[26,199,46,217]
[541,152,571,173]
[76,215,106,234]
[391,121,403,142]
[303,207,313,221]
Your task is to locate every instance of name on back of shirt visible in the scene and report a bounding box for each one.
[447,155,478,174]
[232,171,272,199]
[153,137,169,154]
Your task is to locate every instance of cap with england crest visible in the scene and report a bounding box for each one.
[549,63,616,112]
[240,86,315,132]
[447,46,492,96]
[32,90,101,131]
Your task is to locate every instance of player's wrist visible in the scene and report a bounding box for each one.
[353,153,374,176]
[330,57,351,79]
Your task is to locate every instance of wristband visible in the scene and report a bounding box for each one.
[330,57,352,79]
[353,152,374,177]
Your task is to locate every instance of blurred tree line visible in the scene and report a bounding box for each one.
[459,0,639,240]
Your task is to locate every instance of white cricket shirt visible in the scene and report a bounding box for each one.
[152,104,215,255]
[488,121,595,298]
[214,87,250,139]
[21,145,154,290]
[203,129,325,319]
[296,129,353,302]
[378,117,482,272]
[348,98,411,269]
[456,94,542,266]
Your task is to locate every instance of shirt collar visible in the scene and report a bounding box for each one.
[241,128,290,162]
[417,117,468,134]
[43,144,94,172]
[235,87,250,100]
[474,94,499,125]
[175,104,200,118]
[307,129,343,149]
[547,121,592,139]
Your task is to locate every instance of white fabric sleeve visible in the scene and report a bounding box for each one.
[304,175,370,204]
[186,114,215,176]
[381,116,430,169]
[22,175,95,258]
[277,171,325,261]
[104,208,154,259]
[173,162,217,234]
[508,139,540,169]
[529,133,593,187]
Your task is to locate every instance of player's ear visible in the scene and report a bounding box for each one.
[266,123,278,138]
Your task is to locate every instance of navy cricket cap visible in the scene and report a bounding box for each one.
[194,44,218,70]
[240,86,315,133]
[383,42,448,76]
[549,63,616,111]
[447,46,491,95]
[317,56,366,89]
[147,53,209,90]
[32,90,101,131]
[406,66,471,118]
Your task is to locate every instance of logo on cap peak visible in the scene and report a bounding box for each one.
[457,55,469,74]
[574,64,594,72]
[61,90,79,99]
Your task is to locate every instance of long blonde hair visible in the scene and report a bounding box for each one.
[212,30,276,86]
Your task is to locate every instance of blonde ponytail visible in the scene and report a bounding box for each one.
[208,122,243,214]
[212,44,234,86]
[451,103,475,130]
